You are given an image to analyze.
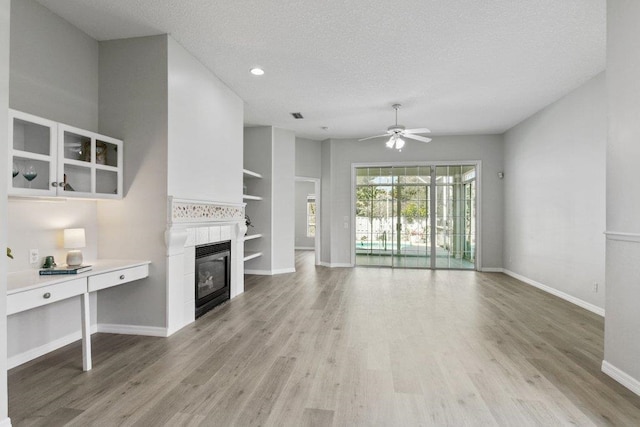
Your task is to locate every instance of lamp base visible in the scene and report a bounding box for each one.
[66,250,83,267]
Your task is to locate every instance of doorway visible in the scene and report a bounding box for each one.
[354,164,478,269]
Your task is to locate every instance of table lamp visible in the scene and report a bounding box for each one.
[64,228,86,267]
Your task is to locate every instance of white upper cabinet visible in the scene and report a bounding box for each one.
[9,109,123,199]
[9,110,57,197]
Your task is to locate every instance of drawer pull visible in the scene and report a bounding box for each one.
[119,275,125,280]
[43,292,51,299]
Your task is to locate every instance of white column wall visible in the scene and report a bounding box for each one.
[603,0,640,395]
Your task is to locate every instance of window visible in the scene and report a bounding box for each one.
[307,195,316,237]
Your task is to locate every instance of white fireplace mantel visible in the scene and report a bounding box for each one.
[165,197,246,335]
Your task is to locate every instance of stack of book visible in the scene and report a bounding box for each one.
[39,265,92,276]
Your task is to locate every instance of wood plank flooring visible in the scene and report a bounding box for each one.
[8,251,640,426]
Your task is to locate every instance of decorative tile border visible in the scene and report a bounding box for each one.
[169,197,244,224]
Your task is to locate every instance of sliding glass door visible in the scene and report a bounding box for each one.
[355,164,477,269]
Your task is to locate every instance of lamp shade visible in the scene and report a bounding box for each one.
[64,228,86,249]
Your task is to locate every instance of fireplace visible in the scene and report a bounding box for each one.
[195,241,231,318]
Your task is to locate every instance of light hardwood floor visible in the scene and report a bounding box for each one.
[8,251,640,426]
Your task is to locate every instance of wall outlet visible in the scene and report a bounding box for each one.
[29,249,39,264]
[593,282,599,293]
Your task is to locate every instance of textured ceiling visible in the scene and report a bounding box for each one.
[35,0,605,140]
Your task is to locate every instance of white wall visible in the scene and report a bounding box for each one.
[0,0,10,421]
[7,0,101,363]
[295,181,315,249]
[322,135,504,268]
[97,35,169,329]
[272,128,295,272]
[603,0,640,394]
[296,137,322,178]
[503,73,606,312]
[167,37,243,204]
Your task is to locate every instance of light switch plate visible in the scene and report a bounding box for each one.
[29,249,39,264]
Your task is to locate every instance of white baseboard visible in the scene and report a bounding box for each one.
[8,323,167,369]
[503,269,605,317]
[0,417,12,427]
[319,262,353,268]
[481,267,504,273]
[244,268,296,276]
[295,246,315,250]
[602,360,640,396]
[8,325,97,370]
[97,323,168,337]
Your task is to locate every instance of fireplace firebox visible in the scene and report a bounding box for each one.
[195,241,231,318]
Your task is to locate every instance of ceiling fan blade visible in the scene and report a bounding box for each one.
[403,134,432,143]
[358,134,390,141]
[403,128,431,134]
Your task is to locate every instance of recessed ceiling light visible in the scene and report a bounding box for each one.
[250,67,264,76]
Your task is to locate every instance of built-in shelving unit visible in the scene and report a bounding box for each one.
[243,251,263,262]
[243,168,263,264]
[242,168,262,179]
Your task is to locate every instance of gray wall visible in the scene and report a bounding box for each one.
[604,0,640,389]
[0,0,9,420]
[10,0,98,131]
[320,140,332,264]
[295,181,315,249]
[296,137,322,178]
[322,135,504,268]
[7,0,100,361]
[272,128,296,272]
[97,35,169,328]
[504,73,606,310]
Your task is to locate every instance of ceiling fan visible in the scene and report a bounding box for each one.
[359,104,431,151]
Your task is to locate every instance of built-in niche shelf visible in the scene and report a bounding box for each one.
[243,167,264,266]
[243,168,263,179]
[243,251,263,262]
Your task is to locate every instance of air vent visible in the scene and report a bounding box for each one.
[291,112,304,119]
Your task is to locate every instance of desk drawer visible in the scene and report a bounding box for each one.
[8,278,86,315]
[88,264,149,292]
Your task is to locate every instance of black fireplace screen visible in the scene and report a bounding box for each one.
[195,241,231,318]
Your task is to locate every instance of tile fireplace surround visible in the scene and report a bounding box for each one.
[165,197,246,335]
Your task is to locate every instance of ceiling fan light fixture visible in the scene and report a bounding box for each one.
[358,104,432,150]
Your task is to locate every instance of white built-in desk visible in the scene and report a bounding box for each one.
[7,260,151,371]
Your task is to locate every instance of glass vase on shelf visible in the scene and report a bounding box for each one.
[22,164,37,188]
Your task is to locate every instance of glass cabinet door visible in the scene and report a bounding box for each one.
[9,110,58,196]
[59,128,92,195]
[57,125,123,199]
[94,138,122,197]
